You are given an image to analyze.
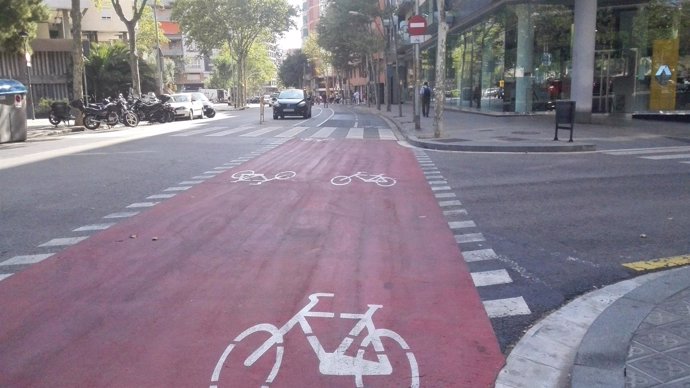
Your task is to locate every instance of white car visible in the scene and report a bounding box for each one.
[168,93,204,120]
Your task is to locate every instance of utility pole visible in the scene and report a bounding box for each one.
[413,0,421,130]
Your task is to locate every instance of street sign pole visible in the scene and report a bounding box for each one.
[409,10,426,130]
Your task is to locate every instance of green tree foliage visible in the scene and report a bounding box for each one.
[246,41,277,95]
[279,50,308,89]
[0,0,48,53]
[85,42,157,101]
[109,0,151,97]
[136,5,170,58]
[316,0,383,74]
[172,0,297,107]
[208,44,235,90]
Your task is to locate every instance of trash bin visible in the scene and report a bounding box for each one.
[0,79,28,144]
[554,100,575,142]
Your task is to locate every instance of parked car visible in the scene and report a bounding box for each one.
[272,89,312,119]
[168,93,204,120]
[263,94,273,106]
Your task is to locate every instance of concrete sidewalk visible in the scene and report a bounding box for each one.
[360,102,690,153]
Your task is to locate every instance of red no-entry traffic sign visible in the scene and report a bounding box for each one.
[408,15,427,36]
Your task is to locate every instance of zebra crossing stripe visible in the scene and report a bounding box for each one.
[172,127,225,137]
[483,297,531,318]
[443,209,468,216]
[471,269,512,287]
[39,237,89,247]
[346,128,364,139]
[205,126,254,137]
[378,128,397,140]
[241,126,281,137]
[463,249,498,262]
[73,223,116,232]
[455,233,485,244]
[0,253,54,266]
[0,274,12,282]
[276,127,309,138]
[311,127,337,138]
[448,221,476,229]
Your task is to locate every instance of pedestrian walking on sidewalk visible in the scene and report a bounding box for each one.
[421,82,431,117]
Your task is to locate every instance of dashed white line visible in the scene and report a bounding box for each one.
[435,193,456,199]
[448,221,477,229]
[463,249,498,262]
[439,200,462,207]
[455,233,485,244]
[179,180,204,185]
[127,202,159,208]
[431,186,452,191]
[104,211,139,219]
[164,186,192,192]
[147,193,176,199]
[39,237,89,247]
[0,253,55,266]
[443,209,468,216]
[483,297,532,318]
[428,180,448,185]
[471,269,513,287]
[73,223,116,232]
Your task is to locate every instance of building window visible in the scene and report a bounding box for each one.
[83,31,98,43]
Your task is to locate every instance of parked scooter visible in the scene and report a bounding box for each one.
[202,102,216,118]
[48,102,75,126]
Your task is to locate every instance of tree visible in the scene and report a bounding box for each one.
[279,50,308,89]
[110,0,150,97]
[245,41,277,95]
[136,5,170,58]
[0,0,48,54]
[71,0,84,125]
[172,0,297,108]
[85,42,157,100]
[208,44,235,90]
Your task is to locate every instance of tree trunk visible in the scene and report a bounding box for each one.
[127,22,141,97]
[433,0,448,138]
[71,0,84,125]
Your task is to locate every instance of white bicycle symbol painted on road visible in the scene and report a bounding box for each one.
[230,170,296,185]
[210,293,419,388]
[331,172,397,187]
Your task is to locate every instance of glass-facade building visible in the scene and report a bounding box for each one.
[417,0,689,115]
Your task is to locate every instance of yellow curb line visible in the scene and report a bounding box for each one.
[623,255,690,271]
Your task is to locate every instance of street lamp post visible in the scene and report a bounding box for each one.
[151,4,165,95]
[19,31,35,120]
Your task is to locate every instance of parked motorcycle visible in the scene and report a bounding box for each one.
[70,95,138,130]
[132,95,175,123]
[48,101,75,126]
[202,102,216,118]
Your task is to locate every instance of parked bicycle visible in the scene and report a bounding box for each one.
[210,293,419,388]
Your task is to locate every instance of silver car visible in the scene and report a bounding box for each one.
[169,93,204,120]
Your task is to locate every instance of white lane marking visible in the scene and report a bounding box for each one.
[641,153,690,160]
[448,221,477,229]
[463,249,498,263]
[439,200,462,207]
[164,186,192,192]
[435,192,456,199]
[73,223,116,232]
[179,180,204,185]
[276,126,309,138]
[311,127,337,138]
[455,233,485,244]
[39,237,89,247]
[425,175,444,180]
[172,126,226,137]
[378,128,397,140]
[0,274,13,282]
[0,253,55,266]
[430,186,452,191]
[205,126,254,137]
[241,126,281,137]
[423,170,440,175]
[346,128,364,139]
[147,193,177,199]
[483,297,532,318]
[443,209,468,216]
[471,269,513,287]
[104,211,139,219]
[317,108,335,127]
[202,171,223,175]
[601,145,690,155]
[192,175,215,180]
[428,180,448,185]
[126,202,159,208]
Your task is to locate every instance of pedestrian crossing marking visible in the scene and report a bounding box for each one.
[171,126,225,136]
[483,297,532,318]
[205,126,253,137]
[276,126,309,138]
[311,127,337,138]
[346,128,364,139]
[241,126,281,137]
[378,128,397,140]
[0,254,54,266]
[471,269,512,287]
[463,249,498,263]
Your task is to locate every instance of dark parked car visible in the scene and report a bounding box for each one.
[273,89,312,119]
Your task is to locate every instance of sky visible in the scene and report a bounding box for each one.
[279,0,303,50]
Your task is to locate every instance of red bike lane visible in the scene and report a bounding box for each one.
[0,139,503,387]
